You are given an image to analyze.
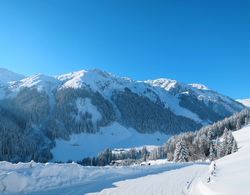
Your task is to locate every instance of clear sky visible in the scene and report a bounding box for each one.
[0,0,249,99]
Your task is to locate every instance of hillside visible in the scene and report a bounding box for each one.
[190,125,250,195]
[0,68,245,162]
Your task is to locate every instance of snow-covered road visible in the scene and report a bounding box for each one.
[90,164,208,195]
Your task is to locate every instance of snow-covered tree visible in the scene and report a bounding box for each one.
[209,143,216,161]
[219,128,238,157]
[232,139,238,153]
[236,119,241,130]
[173,140,190,162]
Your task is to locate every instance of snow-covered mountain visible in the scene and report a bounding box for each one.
[0,68,246,162]
[0,68,25,85]
[237,99,250,107]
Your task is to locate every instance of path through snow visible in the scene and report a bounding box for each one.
[90,164,208,195]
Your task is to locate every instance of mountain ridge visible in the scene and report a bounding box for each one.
[0,67,246,162]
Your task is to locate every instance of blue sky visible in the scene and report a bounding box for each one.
[0,0,249,99]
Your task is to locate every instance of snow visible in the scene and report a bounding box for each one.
[52,122,169,162]
[191,125,250,195]
[147,77,244,114]
[112,145,158,156]
[237,99,250,107]
[146,78,178,91]
[10,74,60,93]
[189,83,209,90]
[0,68,24,85]
[56,69,224,123]
[57,69,130,94]
[0,160,200,194]
[75,98,102,123]
[0,68,243,124]
[0,68,25,99]
[0,125,250,194]
[91,164,208,195]
[90,125,250,195]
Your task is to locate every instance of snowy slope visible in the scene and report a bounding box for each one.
[0,68,25,99]
[146,78,242,113]
[0,68,24,85]
[237,99,250,107]
[52,122,169,161]
[191,125,250,195]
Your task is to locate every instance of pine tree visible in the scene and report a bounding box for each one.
[220,128,229,157]
[226,131,235,155]
[219,129,238,157]
[173,140,190,162]
[236,119,241,130]
[141,147,149,161]
[209,143,216,161]
[245,117,249,126]
[232,139,238,153]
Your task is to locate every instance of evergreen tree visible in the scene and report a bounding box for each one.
[209,143,216,161]
[173,140,190,162]
[226,131,235,155]
[141,146,149,161]
[236,119,241,130]
[220,128,229,157]
[232,139,238,153]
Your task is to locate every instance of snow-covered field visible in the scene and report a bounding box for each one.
[0,125,249,195]
[52,122,169,161]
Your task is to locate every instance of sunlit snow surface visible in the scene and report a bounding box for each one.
[52,122,169,162]
[190,125,250,195]
[0,125,250,194]
[94,125,250,195]
[237,99,250,107]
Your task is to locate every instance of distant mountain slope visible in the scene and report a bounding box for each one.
[0,68,245,162]
[0,68,25,84]
[237,99,250,107]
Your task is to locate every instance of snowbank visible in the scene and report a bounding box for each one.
[0,160,195,194]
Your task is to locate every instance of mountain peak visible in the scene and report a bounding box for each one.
[189,83,209,90]
[0,67,25,84]
[145,78,178,91]
[236,99,250,107]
